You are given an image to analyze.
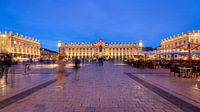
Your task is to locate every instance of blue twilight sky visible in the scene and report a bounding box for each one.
[0,0,200,51]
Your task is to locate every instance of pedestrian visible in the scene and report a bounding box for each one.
[0,56,4,79]
[74,56,80,80]
[98,58,101,66]
[101,57,104,66]
[96,58,98,66]
[2,55,12,84]
[99,57,104,66]
[57,56,66,88]
[24,59,31,75]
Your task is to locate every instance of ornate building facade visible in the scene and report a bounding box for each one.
[58,39,142,60]
[0,31,40,61]
[157,30,200,53]
[154,30,200,60]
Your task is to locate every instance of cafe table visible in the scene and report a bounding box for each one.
[178,67,192,78]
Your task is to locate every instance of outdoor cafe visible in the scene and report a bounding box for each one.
[125,42,200,78]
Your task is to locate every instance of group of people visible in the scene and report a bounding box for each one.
[0,54,81,87]
[0,54,12,84]
[57,56,81,88]
[0,55,33,85]
[95,57,104,66]
[98,57,104,66]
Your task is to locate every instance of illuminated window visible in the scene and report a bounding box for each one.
[175,42,177,46]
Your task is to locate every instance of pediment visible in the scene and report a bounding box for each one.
[95,39,106,47]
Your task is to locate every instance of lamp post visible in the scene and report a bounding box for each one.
[188,42,192,67]
[57,41,62,56]
[139,40,143,47]
[139,40,143,52]
[13,40,16,58]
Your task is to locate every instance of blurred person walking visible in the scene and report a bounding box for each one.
[99,57,104,66]
[74,56,81,81]
[0,56,4,79]
[24,59,31,75]
[1,55,12,84]
[57,56,66,88]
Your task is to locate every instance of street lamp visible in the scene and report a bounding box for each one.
[138,40,143,52]
[139,40,143,47]
[58,41,62,55]
[11,40,17,62]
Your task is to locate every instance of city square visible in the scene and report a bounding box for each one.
[0,62,200,112]
[0,0,200,112]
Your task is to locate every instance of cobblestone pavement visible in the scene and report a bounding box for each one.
[0,64,75,101]
[1,62,183,112]
[131,70,200,108]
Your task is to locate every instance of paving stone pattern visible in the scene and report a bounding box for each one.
[0,64,73,101]
[1,62,183,112]
[126,73,200,112]
[131,72,200,108]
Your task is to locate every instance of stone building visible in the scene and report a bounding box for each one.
[157,30,200,53]
[58,39,142,60]
[0,31,40,61]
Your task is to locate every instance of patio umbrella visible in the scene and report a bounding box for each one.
[174,42,200,66]
[161,51,188,55]
[192,52,200,55]
[138,51,161,55]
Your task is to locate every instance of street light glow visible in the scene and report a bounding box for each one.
[58,41,62,47]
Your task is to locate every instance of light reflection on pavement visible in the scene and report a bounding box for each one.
[0,63,88,101]
[133,72,200,107]
[0,61,199,111]
[1,61,183,112]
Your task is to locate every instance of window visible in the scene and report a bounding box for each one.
[184,40,187,44]
[196,39,199,43]
[191,39,194,43]
[175,42,177,46]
